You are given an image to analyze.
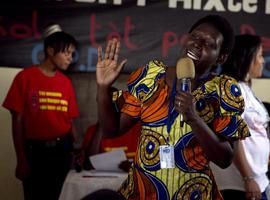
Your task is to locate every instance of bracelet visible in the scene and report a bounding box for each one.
[243,175,254,182]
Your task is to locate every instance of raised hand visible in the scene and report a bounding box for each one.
[96,38,127,87]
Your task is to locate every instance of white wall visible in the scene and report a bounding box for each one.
[252,79,270,103]
[0,67,23,200]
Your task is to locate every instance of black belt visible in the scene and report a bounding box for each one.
[26,133,72,148]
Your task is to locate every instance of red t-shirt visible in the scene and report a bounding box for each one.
[82,122,141,159]
[3,66,79,140]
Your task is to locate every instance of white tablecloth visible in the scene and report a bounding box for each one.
[59,170,128,200]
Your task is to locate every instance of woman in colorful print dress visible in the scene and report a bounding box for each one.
[95,15,250,200]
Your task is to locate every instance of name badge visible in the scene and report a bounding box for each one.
[159,145,175,169]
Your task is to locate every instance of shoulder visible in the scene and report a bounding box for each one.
[237,81,250,94]
[14,65,38,81]
[19,65,37,74]
[205,74,242,97]
[200,74,244,111]
[209,74,239,87]
[125,60,167,102]
[219,74,242,98]
[56,71,72,84]
[205,75,250,139]
[127,60,167,87]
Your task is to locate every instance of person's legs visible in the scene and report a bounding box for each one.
[22,178,38,200]
[28,145,53,200]
[48,146,72,200]
[44,135,73,200]
[24,134,72,200]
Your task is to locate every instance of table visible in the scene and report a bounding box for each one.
[59,170,128,200]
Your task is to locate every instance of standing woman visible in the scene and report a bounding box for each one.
[212,34,270,200]
[95,15,250,200]
[2,24,79,200]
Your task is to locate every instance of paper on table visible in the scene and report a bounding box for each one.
[89,149,127,172]
[82,170,127,177]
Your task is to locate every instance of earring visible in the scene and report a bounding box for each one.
[244,73,250,82]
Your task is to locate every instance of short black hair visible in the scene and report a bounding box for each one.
[221,34,261,81]
[43,31,77,58]
[189,15,235,56]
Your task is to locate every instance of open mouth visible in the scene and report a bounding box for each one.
[187,50,199,61]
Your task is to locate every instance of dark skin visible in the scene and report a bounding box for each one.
[96,23,233,169]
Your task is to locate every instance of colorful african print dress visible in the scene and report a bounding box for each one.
[117,60,249,200]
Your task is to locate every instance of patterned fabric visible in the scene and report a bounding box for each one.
[117,60,250,200]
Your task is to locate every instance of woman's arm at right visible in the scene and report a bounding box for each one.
[233,140,261,200]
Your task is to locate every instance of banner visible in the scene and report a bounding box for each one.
[1,0,270,77]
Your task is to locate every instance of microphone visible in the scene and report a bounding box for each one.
[176,57,195,127]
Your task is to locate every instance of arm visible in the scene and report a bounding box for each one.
[233,140,261,200]
[11,111,29,180]
[87,124,103,156]
[70,119,77,142]
[96,39,135,136]
[175,91,233,168]
[80,124,103,170]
